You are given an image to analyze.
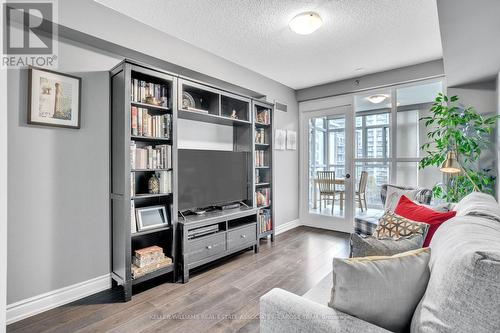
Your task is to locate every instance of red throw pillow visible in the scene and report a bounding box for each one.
[394,195,456,247]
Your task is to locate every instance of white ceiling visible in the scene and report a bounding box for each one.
[95,0,443,90]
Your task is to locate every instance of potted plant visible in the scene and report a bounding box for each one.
[419,93,499,203]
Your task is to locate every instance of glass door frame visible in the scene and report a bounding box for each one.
[299,95,355,233]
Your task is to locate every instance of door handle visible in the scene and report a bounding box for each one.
[345,174,351,179]
[241,234,247,239]
[206,245,212,250]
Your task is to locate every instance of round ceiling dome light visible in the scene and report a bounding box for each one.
[366,94,389,104]
[289,12,323,35]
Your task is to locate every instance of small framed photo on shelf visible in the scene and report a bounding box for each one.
[28,66,81,129]
[136,205,168,231]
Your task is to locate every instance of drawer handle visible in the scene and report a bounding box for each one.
[241,234,247,239]
[206,245,212,250]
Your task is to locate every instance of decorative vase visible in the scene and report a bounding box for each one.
[148,174,160,194]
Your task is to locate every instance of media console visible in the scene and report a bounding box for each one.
[178,206,259,282]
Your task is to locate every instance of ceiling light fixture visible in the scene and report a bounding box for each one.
[366,94,388,104]
[289,12,323,35]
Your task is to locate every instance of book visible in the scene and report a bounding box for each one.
[131,200,137,234]
[131,257,172,279]
[135,245,163,259]
[133,252,165,268]
[131,107,138,136]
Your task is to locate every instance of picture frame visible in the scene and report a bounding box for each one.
[135,205,168,231]
[28,66,82,129]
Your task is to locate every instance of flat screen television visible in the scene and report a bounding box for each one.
[178,149,249,211]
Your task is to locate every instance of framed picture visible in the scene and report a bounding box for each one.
[136,205,168,231]
[286,130,297,150]
[28,66,81,129]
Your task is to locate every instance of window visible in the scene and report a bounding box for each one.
[352,80,443,209]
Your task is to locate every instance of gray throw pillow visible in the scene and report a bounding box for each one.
[329,248,431,333]
[350,233,424,257]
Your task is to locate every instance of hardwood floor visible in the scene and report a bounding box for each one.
[7,226,349,333]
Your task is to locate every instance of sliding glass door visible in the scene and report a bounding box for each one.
[300,96,355,233]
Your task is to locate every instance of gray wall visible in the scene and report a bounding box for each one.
[497,72,500,199]
[7,4,299,304]
[57,0,299,228]
[448,80,498,197]
[296,60,444,102]
[7,37,121,304]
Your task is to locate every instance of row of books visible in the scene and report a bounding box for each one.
[131,245,172,279]
[255,128,267,144]
[255,150,267,167]
[130,142,172,170]
[131,79,168,105]
[258,209,272,234]
[256,109,271,124]
[255,169,265,184]
[256,188,271,207]
[130,171,172,196]
[131,107,172,139]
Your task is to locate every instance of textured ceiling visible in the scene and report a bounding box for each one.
[95,0,442,89]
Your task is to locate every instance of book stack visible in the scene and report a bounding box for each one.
[131,79,168,105]
[258,209,272,234]
[256,109,270,124]
[131,246,172,279]
[255,128,266,144]
[255,150,266,167]
[256,188,271,207]
[130,142,172,170]
[131,107,172,139]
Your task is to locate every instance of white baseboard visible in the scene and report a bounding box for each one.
[6,274,111,325]
[276,219,301,235]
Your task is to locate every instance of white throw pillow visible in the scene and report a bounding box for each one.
[384,186,420,212]
[329,248,431,333]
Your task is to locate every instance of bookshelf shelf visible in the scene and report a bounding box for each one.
[130,135,172,142]
[178,109,251,126]
[131,101,171,112]
[131,168,172,172]
[132,193,172,199]
[255,122,271,127]
[131,264,174,285]
[131,225,172,238]
[255,143,269,147]
[255,183,270,186]
[255,166,270,169]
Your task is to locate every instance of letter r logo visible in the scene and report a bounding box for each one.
[3,2,53,54]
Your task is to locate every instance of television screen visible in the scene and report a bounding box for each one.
[178,149,249,211]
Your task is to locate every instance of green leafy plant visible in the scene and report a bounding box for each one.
[419,93,498,202]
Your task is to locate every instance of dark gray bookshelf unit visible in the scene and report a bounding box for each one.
[110,60,178,301]
[111,60,275,299]
[253,101,275,242]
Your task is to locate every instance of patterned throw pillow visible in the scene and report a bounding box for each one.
[374,211,429,240]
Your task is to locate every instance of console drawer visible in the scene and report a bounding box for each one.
[227,224,256,251]
[186,233,226,264]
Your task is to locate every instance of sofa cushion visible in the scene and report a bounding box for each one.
[394,195,456,247]
[384,186,421,212]
[350,232,424,257]
[329,248,431,333]
[411,194,500,332]
[374,211,429,240]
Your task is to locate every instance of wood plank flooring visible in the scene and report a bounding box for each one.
[7,226,349,333]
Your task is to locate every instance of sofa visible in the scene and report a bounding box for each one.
[260,192,500,333]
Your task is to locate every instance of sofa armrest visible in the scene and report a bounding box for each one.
[260,288,391,333]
